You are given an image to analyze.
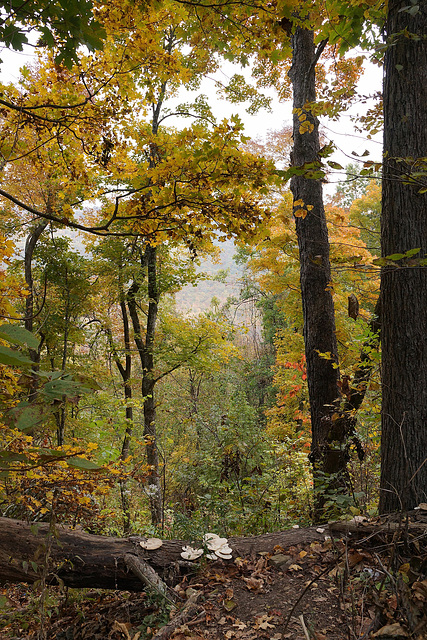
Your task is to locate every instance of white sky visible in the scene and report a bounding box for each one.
[1,42,383,198]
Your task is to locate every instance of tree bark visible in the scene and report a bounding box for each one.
[24,221,48,402]
[289,28,344,517]
[0,517,330,590]
[106,288,134,533]
[379,0,427,512]
[142,244,163,525]
[127,244,163,526]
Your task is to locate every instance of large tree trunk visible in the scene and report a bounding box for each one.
[0,517,328,590]
[289,28,344,517]
[379,0,427,512]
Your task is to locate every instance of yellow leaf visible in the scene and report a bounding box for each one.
[294,208,307,218]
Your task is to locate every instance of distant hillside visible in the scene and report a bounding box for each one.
[175,238,243,314]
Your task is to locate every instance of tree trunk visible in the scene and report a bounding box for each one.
[142,245,163,525]
[127,244,163,526]
[106,292,134,533]
[24,221,48,402]
[379,0,427,512]
[289,28,344,517]
[0,517,329,590]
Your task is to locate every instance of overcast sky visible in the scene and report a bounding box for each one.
[1,41,383,196]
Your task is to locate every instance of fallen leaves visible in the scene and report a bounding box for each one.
[373,623,409,638]
[253,613,275,630]
[242,576,264,591]
[111,620,141,640]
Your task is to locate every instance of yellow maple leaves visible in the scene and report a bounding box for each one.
[293,199,314,219]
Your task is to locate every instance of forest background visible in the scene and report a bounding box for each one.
[0,0,425,545]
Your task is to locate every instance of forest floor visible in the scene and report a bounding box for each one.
[1,519,426,640]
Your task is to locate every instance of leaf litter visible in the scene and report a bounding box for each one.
[1,518,426,640]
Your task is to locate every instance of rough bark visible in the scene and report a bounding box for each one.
[24,221,48,402]
[289,28,344,515]
[106,290,134,532]
[0,517,330,590]
[127,244,163,526]
[141,244,162,524]
[379,0,427,512]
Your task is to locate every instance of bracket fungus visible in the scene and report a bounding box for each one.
[181,545,204,560]
[180,533,233,562]
[139,537,163,550]
[203,532,233,559]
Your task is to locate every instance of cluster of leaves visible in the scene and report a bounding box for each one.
[0,0,389,541]
[0,0,106,65]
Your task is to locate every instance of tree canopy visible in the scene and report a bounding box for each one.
[0,0,425,545]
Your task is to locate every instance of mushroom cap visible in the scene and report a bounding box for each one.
[215,548,233,559]
[203,532,220,542]
[205,537,229,551]
[139,537,163,550]
[181,545,204,560]
[215,544,232,555]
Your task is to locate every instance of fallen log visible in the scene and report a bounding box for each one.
[0,517,329,590]
[328,510,427,541]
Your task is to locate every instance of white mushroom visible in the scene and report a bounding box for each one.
[216,544,232,554]
[215,548,233,559]
[203,532,220,544]
[181,545,204,560]
[205,537,229,551]
[139,537,163,550]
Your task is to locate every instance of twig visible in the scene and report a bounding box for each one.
[299,614,311,640]
[282,555,343,634]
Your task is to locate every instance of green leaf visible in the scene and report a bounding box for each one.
[72,373,103,391]
[42,378,82,400]
[66,457,101,470]
[0,346,33,367]
[408,4,420,15]
[9,403,46,432]
[0,324,39,349]
[386,253,405,261]
[405,247,421,257]
[327,161,344,170]
[0,451,30,462]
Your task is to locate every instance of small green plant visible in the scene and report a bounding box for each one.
[137,591,173,639]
